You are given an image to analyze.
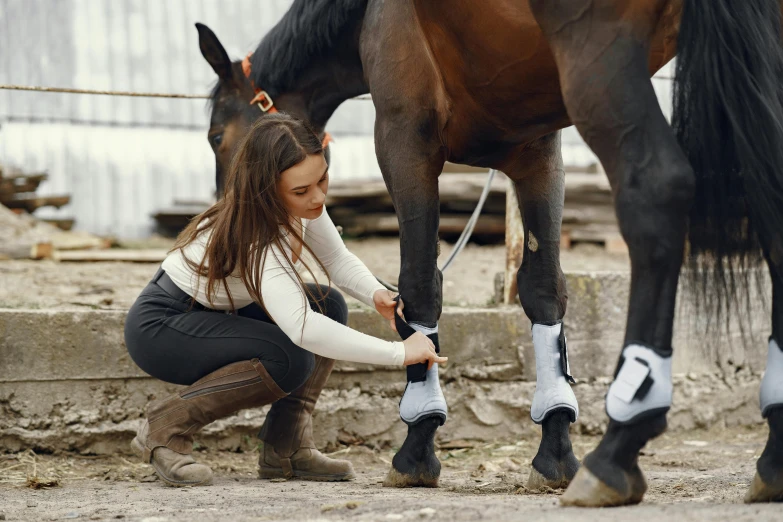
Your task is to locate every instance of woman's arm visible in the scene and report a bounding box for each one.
[303,209,386,307]
[259,244,405,366]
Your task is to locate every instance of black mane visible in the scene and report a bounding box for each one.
[250,0,367,96]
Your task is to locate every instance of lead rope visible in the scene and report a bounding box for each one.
[375,169,498,292]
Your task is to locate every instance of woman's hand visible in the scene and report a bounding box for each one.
[403,332,448,369]
[373,289,404,332]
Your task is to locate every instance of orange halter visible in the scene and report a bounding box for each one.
[241,53,333,148]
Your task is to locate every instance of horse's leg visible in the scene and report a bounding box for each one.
[505,132,579,489]
[746,262,783,503]
[373,118,447,488]
[531,1,695,507]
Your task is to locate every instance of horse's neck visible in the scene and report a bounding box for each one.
[275,36,368,130]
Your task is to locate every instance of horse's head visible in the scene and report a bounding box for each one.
[197,23,271,196]
[196,23,336,197]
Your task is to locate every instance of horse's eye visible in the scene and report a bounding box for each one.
[209,133,224,148]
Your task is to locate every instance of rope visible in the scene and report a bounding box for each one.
[0,76,673,100]
[375,169,498,292]
[440,169,497,273]
[0,84,373,100]
[0,84,209,99]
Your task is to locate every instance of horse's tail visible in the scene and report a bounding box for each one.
[673,0,783,325]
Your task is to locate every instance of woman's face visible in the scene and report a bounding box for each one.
[277,153,329,220]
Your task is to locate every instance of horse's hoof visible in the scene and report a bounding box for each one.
[560,466,644,507]
[527,468,570,491]
[383,465,439,488]
[744,472,783,503]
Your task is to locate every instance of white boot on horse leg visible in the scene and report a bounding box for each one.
[760,338,783,420]
[530,322,578,425]
[562,344,672,507]
[385,323,447,488]
[399,324,448,426]
[745,338,783,503]
[527,322,579,489]
[605,344,673,424]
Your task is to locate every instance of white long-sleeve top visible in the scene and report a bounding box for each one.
[161,208,405,366]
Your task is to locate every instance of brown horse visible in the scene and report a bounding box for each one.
[196,0,783,506]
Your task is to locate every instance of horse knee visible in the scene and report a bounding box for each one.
[517,262,567,323]
[624,159,695,213]
[615,162,695,261]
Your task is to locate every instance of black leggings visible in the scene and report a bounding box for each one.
[124,268,348,393]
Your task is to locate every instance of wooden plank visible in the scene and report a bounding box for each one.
[561,203,617,225]
[440,163,603,175]
[41,218,75,231]
[565,222,622,242]
[54,249,167,263]
[441,162,490,174]
[0,174,48,198]
[605,235,629,255]
[561,222,627,253]
[504,177,524,305]
[327,172,608,209]
[560,230,572,250]
[335,213,505,237]
[152,204,210,221]
[51,231,112,251]
[0,241,53,261]
[151,172,614,241]
[4,195,71,212]
[0,167,47,181]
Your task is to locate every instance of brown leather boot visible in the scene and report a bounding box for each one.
[258,355,355,481]
[132,358,287,487]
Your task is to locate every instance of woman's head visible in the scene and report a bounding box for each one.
[225,113,328,222]
[173,113,331,311]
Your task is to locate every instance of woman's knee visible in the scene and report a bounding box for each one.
[306,284,348,325]
[281,347,316,392]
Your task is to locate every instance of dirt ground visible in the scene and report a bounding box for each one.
[0,238,629,311]
[0,426,778,521]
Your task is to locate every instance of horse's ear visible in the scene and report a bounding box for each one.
[195,23,232,79]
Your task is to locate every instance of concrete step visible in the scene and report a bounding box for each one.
[0,271,772,454]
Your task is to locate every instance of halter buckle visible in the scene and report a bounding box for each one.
[251,90,275,112]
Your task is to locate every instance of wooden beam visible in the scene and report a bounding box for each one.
[0,241,53,260]
[41,218,75,231]
[335,213,505,237]
[503,177,524,305]
[54,249,167,263]
[4,195,70,212]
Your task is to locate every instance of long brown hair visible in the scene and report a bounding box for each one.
[171,113,330,314]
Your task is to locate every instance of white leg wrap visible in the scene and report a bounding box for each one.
[606,344,672,424]
[408,322,438,336]
[760,338,783,418]
[530,323,579,424]
[399,323,447,425]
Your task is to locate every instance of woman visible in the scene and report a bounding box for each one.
[124,113,445,487]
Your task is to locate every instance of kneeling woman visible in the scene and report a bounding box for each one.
[124,114,444,487]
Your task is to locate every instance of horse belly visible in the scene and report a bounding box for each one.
[414,0,681,165]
